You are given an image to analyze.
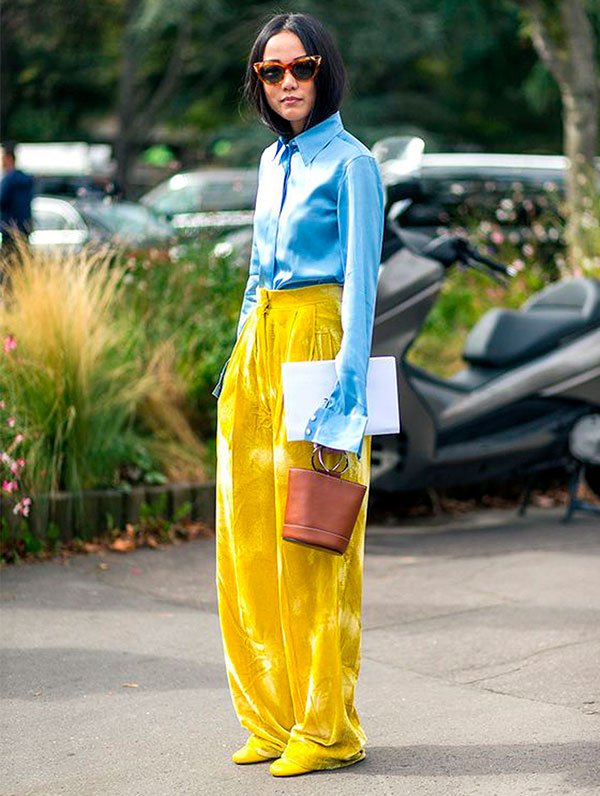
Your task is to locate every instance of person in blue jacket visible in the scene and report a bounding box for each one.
[213,12,385,778]
[1,143,34,263]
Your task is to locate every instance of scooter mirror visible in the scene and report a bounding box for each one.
[387,199,413,236]
[372,136,425,186]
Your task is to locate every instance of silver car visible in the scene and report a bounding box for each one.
[141,168,258,233]
[0,196,175,251]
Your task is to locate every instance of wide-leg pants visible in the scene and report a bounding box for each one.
[215,283,371,770]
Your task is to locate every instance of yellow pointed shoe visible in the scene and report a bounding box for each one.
[231,739,282,765]
[269,756,313,777]
[269,748,367,777]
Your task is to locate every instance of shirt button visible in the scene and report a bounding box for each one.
[310,413,317,421]
[305,427,312,436]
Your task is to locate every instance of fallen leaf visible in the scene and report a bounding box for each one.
[110,538,136,553]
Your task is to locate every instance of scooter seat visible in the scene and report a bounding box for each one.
[463,277,600,368]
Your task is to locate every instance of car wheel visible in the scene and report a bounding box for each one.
[583,464,600,499]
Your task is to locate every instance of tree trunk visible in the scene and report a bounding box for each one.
[562,87,598,271]
[114,0,190,199]
[115,0,140,198]
[559,2,599,272]
[518,0,599,273]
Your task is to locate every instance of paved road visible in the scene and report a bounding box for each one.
[2,507,599,795]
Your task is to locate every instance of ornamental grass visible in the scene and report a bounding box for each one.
[0,240,206,495]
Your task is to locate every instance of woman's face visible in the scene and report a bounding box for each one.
[260,30,317,136]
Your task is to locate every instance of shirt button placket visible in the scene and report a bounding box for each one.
[268,143,293,288]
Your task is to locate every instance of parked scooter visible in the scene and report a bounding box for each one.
[370,221,600,501]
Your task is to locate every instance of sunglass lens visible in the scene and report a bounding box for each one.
[260,65,285,84]
[292,60,317,80]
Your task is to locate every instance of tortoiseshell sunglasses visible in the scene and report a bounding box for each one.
[252,54,322,86]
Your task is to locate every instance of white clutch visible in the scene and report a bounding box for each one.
[281,356,400,441]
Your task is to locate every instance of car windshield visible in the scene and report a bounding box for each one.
[146,173,257,214]
[199,179,257,211]
[78,201,173,238]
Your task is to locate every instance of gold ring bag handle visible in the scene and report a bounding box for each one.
[311,444,349,476]
[283,444,367,555]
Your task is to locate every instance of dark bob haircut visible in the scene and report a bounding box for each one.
[243,13,347,138]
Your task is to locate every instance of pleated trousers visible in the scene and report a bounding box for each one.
[215,282,371,770]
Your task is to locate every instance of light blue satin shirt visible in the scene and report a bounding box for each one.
[212,110,385,457]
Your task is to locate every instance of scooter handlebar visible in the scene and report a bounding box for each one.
[398,231,516,279]
[466,246,517,277]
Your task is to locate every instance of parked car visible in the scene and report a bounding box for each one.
[140,168,258,233]
[386,153,566,234]
[75,199,175,247]
[0,196,176,251]
[33,175,116,199]
[375,137,600,237]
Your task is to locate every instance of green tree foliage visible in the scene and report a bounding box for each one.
[2,0,577,158]
[1,0,121,139]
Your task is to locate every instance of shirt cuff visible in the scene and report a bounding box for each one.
[303,394,368,460]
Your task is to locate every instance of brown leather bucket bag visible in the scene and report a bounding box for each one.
[283,445,367,555]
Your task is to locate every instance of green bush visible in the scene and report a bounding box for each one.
[118,236,248,468]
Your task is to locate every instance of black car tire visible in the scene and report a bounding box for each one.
[583,464,600,499]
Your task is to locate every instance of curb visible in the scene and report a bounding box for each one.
[0,481,216,549]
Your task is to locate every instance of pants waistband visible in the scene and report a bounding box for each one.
[257,283,342,309]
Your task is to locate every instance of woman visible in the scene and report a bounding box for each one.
[213,12,384,778]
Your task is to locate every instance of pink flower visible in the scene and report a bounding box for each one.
[490,230,504,245]
[10,458,25,475]
[14,434,24,445]
[0,400,5,409]
[13,497,32,517]
[2,480,18,493]
[3,335,16,353]
[7,417,15,428]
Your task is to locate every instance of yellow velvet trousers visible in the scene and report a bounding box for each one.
[215,283,372,770]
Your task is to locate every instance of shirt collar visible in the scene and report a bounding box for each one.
[275,111,344,166]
